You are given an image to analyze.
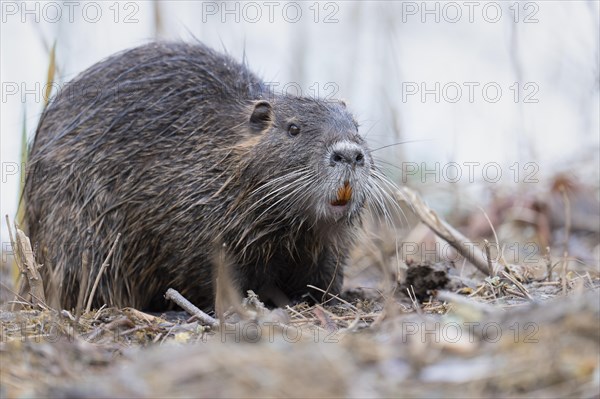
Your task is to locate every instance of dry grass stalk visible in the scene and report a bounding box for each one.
[484,239,494,276]
[212,244,246,322]
[560,185,571,295]
[75,231,92,316]
[544,246,553,281]
[478,205,507,267]
[398,187,490,275]
[43,42,56,109]
[406,285,422,314]
[85,233,121,313]
[7,215,46,309]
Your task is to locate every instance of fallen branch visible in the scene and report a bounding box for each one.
[398,187,490,275]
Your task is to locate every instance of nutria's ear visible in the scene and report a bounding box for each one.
[249,100,273,133]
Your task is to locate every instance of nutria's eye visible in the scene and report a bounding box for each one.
[288,124,300,137]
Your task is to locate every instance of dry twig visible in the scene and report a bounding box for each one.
[164,288,218,327]
[398,187,489,275]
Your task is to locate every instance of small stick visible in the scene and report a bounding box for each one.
[85,233,121,313]
[535,281,561,286]
[286,305,309,320]
[93,304,108,321]
[165,288,218,327]
[406,285,422,314]
[484,239,494,277]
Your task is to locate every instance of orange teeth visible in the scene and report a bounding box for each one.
[331,181,352,206]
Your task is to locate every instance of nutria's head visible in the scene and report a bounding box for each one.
[236,96,377,229]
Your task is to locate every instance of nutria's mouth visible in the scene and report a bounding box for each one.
[331,181,352,207]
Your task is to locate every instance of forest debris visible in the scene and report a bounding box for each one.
[10,289,593,399]
[400,262,450,301]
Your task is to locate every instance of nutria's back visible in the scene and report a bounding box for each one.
[25,41,382,311]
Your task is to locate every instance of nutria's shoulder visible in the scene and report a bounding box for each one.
[76,41,267,102]
[98,41,239,70]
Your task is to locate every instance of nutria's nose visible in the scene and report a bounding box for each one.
[329,142,366,167]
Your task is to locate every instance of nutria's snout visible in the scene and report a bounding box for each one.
[329,141,366,168]
[323,140,371,218]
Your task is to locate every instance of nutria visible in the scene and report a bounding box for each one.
[24,41,390,311]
